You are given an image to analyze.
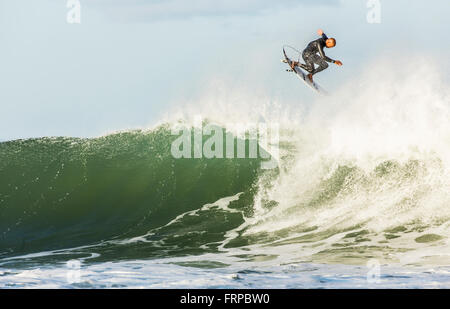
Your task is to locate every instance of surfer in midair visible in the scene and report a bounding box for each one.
[291,29,343,82]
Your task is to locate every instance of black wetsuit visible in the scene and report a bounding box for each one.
[299,33,336,75]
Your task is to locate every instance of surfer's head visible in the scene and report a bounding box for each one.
[326,38,336,48]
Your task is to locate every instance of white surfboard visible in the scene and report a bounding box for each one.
[282,47,327,95]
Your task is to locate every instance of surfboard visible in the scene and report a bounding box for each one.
[282,47,327,94]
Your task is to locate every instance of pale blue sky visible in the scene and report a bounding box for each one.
[0,0,448,140]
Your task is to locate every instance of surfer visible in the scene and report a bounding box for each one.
[291,29,343,82]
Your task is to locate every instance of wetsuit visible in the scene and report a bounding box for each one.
[299,33,336,75]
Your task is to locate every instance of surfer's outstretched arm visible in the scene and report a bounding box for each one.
[318,44,335,63]
[318,29,329,41]
[318,29,327,39]
[317,29,343,66]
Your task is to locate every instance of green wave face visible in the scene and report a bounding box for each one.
[0,125,263,258]
[1,123,449,268]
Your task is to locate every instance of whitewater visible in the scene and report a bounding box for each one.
[0,57,449,288]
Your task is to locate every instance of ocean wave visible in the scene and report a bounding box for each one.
[1,56,449,268]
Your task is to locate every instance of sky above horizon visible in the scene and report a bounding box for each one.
[0,0,449,140]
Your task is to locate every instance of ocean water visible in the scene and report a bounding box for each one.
[1,60,449,288]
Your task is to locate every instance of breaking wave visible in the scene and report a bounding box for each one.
[1,56,449,268]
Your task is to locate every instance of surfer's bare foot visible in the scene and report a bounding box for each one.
[290,61,299,70]
[307,74,313,82]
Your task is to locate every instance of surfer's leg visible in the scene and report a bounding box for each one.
[311,55,328,75]
[302,52,315,73]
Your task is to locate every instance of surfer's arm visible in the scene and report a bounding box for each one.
[318,29,328,40]
[317,44,335,63]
